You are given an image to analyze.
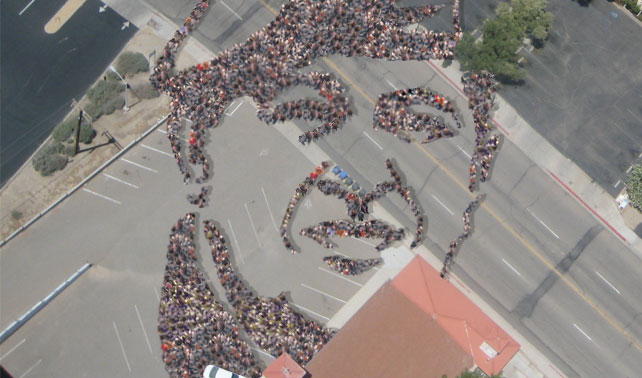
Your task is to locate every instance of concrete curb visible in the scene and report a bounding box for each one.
[0,114,169,248]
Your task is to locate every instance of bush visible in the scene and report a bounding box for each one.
[626,165,642,211]
[87,80,124,106]
[116,51,149,77]
[11,210,22,220]
[101,95,125,116]
[32,141,68,176]
[52,116,78,142]
[84,101,104,120]
[79,123,97,144]
[63,144,77,157]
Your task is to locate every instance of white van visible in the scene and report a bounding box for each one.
[203,365,247,378]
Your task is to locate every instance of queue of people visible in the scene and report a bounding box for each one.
[440,194,484,278]
[150,0,462,184]
[373,87,462,144]
[323,256,382,276]
[462,71,499,192]
[300,219,405,252]
[203,220,336,366]
[186,186,209,208]
[159,213,261,378]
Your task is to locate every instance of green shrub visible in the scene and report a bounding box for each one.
[32,141,68,176]
[626,165,642,211]
[52,116,78,142]
[79,123,97,144]
[84,102,104,120]
[63,144,77,157]
[101,95,125,116]
[87,80,124,106]
[116,51,149,77]
[11,210,22,220]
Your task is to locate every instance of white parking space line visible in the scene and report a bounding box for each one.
[134,305,154,355]
[82,188,121,205]
[18,0,36,16]
[157,129,189,142]
[627,108,642,123]
[18,359,41,378]
[112,322,131,373]
[300,283,346,303]
[333,250,348,257]
[352,237,376,247]
[595,271,621,295]
[363,131,384,150]
[244,203,263,248]
[318,267,363,287]
[227,219,245,265]
[141,144,173,157]
[0,338,26,361]
[261,187,279,233]
[293,304,330,321]
[220,0,243,20]
[225,99,244,115]
[251,347,275,360]
[613,180,621,188]
[502,258,522,277]
[626,165,633,174]
[121,158,158,173]
[431,195,454,215]
[154,288,161,301]
[457,145,472,159]
[385,79,398,90]
[104,173,139,189]
[526,209,560,239]
[573,323,593,342]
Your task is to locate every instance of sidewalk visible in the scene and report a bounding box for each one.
[425,59,642,259]
[0,18,209,241]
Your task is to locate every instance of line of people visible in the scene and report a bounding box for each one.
[373,87,462,144]
[159,213,261,378]
[323,256,382,276]
[150,0,462,184]
[300,219,405,252]
[440,195,484,278]
[203,220,335,366]
[186,186,209,208]
[462,71,499,192]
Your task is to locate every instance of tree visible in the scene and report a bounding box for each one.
[626,164,642,211]
[475,15,525,82]
[454,33,479,71]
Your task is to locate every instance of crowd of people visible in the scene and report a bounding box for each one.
[280,159,424,254]
[186,186,209,208]
[373,87,462,144]
[440,195,484,278]
[323,256,382,276]
[462,71,499,192]
[204,220,336,366]
[159,213,261,378]
[151,0,462,184]
[300,219,405,252]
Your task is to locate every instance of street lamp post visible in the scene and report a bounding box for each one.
[109,65,129,111]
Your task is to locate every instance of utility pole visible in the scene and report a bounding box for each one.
[74,110,83,155]
[109,65,130,111]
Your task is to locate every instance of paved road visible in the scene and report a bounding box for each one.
[2,1,642,378]
[0,0,136,186]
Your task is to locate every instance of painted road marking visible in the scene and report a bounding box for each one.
[244,202,263,248]
[318,267,363,287]
[104,173,139,189]
[595,271,621,295]
[225,99,244,115]
[82,188,121,205]
[385,79,398,90]
[227,219,244,265]
[157,129,189,142]
[502,258,522,277]
[527,208,560,239]
[300,283,346,303]
[134,304,154,355]
[121,158,158,173]
[251,347,275,359]
[363,131,384,150]
[573,323,593,342]
[293,304,330,321]
[351,236,376,247]
[19,0,36,16]
[457,145,472,159]
[154,288,160,301]
[432,195,454,215]
[0,338,26,361]
[141,144,173,157]
[18,359,41,378]
[112,322,131,372]
[220,1,242,20]
[256,0,642,354]
[613,180,621,188]
[333,250,348,257]
[261,187,279,233]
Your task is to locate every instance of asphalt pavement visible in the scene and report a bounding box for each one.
[1,1,642,378]
[0,0,136,186]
